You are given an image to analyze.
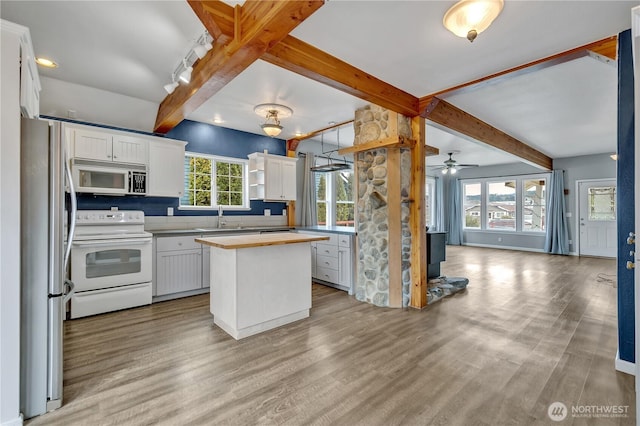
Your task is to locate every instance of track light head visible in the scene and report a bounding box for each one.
[179,60,192,84]
[164,81,179,94]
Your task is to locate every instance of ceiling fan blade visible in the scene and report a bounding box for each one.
[457,164,479,167]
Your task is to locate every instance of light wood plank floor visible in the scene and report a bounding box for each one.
[27,246,634,425]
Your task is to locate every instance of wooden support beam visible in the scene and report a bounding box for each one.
[418,35,618,113]
[387,148,402,308]
[154,0,324,133]
[262,36,420,117]
[286,148,297,227]
[338,136,415,155]
[424,98,553,170]
[425,145,439,156]
[410,116,427,309]
[294,119,354,142]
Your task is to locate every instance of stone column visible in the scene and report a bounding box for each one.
[353,105,413,307]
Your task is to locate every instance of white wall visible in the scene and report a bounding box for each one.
[39,76,159,132]
[1,19,25,426]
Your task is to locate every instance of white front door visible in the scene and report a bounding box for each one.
[578,179,617,257]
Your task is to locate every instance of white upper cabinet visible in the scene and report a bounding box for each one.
[70,127,147,165]
[147,139,186,198]
[248,152,297,202]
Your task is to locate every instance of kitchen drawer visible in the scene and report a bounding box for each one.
[315,243,338,258]
[316,254,338,270]
[315,266,339,283]
[338,235,351,248]
[156,235,202,252]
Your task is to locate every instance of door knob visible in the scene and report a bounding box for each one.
[626,261,635,270]
[627,233,635,245]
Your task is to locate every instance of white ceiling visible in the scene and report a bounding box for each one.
[1,0,637,169]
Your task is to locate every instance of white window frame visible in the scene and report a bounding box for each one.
[179,152,250,211]
[460,173,549,233]
[425,177,435,228]
[522,176,547,233]
[486,178,517,232]
[463,181,483,230]
[315,169,355,226]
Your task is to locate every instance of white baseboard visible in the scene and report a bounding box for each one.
[462,243,545,253]
[1,414,23,426]
[615,349,635,376]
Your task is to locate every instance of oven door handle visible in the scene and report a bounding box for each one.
[72,237,152,247]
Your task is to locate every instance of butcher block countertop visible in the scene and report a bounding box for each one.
[195,232,329,249]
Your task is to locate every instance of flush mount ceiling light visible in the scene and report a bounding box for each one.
[35,57,58,68]
[254,103,293,138]
[443,0,504,42]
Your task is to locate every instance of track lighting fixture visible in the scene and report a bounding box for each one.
[163,77,179,94]
[163,31,214,94]
[179,59,192,84]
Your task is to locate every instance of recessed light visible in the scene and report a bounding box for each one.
[295,132,303,137]
[212,117,224,124]
[35,57,58,68]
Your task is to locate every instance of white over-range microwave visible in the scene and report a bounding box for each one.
[71,160,147,195]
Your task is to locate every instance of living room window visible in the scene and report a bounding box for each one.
[461,174,548,233]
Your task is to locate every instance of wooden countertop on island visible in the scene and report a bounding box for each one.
[195,232,329,249]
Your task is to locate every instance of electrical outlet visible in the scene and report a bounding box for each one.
[167,207,174,216]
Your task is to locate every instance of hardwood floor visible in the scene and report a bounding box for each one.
[27,246,634,425]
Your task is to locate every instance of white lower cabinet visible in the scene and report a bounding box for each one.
[298,231,354,294]
[153,234,210,300]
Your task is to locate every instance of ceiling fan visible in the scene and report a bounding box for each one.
[436,152,479,175]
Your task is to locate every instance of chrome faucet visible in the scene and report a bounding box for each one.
[217,206,225,229]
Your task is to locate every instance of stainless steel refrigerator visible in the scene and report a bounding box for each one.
[20,118,77,419]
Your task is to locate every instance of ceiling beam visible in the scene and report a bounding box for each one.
[293,119,354,143]
[154,0,324,133]
[418,35,618,113]
[424,98,552,170]
[262,36,419,117]
[338,136,415,155]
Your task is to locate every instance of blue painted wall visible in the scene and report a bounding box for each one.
[76,119,289,216]
[617,29,635,363]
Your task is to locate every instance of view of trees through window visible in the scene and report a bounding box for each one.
[336,171,354,226]
[315,170,354,226]
[315,174,328,225]
[216,162,244,206]
[181,154,247,208]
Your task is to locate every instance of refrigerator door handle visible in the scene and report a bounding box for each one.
[64,154,77,272]
[62,279,75,304]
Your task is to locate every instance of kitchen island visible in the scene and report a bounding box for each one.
[195,232,329,339]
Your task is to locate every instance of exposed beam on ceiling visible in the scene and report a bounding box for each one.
[179,1,419,118]
[262,36,419,117]
[424,98,553,170]
[154,0,324,133]
[418,35,618,113]
[338,136,416,155]
[293,119,354,142]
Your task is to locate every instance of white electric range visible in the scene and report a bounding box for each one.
[69,210,152,318]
